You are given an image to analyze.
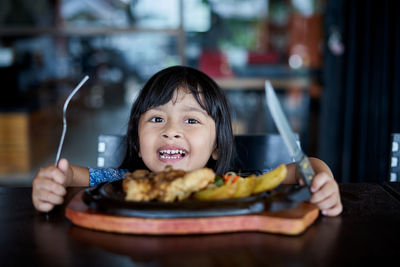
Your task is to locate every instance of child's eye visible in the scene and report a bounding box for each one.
[185,118,199,124]
[150,117,164,123]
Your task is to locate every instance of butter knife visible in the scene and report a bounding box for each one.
[265,80,314,195]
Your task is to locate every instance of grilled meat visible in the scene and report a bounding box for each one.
[123,165,215,202]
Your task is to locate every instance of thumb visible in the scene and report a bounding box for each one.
[58,158,73,186]
[58,158,69,175]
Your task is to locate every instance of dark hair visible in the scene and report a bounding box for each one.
[119,65,234,175]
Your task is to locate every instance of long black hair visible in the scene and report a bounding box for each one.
[119,65,234,175]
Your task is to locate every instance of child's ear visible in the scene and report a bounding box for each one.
[211,149,218,160]
[138,150,142,158]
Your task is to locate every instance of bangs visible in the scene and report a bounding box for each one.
[138,73,212,119]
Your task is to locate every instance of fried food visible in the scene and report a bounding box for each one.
[193,164,287,201]
[252,163,287,194]
[191,182,239,201]
[232,176,256,198]
[123,165,215,202]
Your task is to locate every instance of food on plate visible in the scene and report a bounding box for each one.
[190,181,239,201]
[232,176,256,198]
[122,164,287,202]
[193,164,287,201]
[251,164,287,194]
[123,165,215,202]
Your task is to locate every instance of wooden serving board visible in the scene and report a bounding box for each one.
[65,191,319,235]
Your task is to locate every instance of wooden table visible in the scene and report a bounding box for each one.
[1,183,400,266]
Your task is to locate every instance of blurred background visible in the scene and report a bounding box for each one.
[0,0,399,186]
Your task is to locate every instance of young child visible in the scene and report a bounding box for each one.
[32,66,342,216]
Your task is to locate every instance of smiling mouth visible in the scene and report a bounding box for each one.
[159,149,186,159]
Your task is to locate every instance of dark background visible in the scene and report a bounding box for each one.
[0,0,399,185]
[320,0,400,183]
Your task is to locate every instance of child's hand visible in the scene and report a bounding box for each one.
[309,172,342,216]
[32,158,72,212]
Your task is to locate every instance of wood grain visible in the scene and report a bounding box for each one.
[0,106,59,173]
[65,190,319,235]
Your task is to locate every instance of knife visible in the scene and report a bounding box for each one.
[265,80,314,199]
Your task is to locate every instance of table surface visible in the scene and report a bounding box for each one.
[1,183,400,267]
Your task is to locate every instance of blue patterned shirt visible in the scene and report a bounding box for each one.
[88,168,130,187]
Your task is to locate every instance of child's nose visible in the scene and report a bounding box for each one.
[162,132,182,139]
[162,123,183,139]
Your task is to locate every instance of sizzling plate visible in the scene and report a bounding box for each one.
[82,180,294,218]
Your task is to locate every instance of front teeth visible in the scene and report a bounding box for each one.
[159,149,186,159]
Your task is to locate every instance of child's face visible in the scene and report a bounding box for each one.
[137,88,218,172]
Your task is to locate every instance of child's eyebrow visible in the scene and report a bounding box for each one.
[182,106,208,116]
[149,105,208,116]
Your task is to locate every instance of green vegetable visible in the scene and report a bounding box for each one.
[214,175,224,187]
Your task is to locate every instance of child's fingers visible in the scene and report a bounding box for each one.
[32,169,67,212]
[34,177,67,197]
[308,172,342,216]
[310,182,334,204]
[36,189,64,205]
[321,202,343,217]
[32,186,64,212]
[314,192,338,210]
[311,190,342,217]
[310,172,331,193]
[34,201,54,213]
[39,166,67,186]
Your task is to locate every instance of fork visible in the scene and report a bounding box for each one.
[54,76,89,167]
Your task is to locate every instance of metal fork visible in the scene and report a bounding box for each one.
[54,76,89,167]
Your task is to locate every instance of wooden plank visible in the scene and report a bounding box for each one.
[66,191,319,236]
[0,113,30,172]
[0,113,29,143]
[0,106,59,173]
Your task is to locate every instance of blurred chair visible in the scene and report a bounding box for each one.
[96,134,299,172]
[389,133,400,182]
[97,134,126,168]
[233,134,298,175]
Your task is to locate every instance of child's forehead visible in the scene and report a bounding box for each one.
[169,87,204,105]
